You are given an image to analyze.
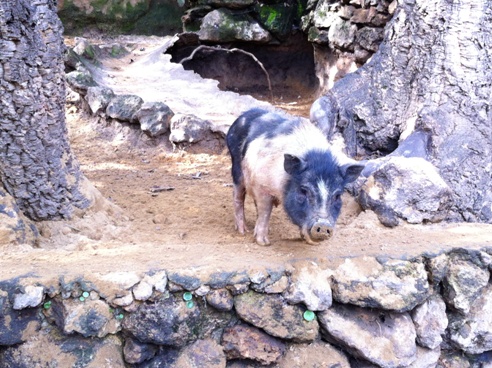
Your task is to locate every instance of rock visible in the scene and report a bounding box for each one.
[234,291,319,342]
[356,26,384,52]
[72,37,97,60]
[255,2,297,39]
[313,0,339,28]
[112,292,134,307]
[145,270,168,293]
[133,281,153,301]
[350,7,378,24]
[58,0,183,35]
[174,339,226,368]
[447,283,492,354]
[249,268,288,293]
[278,341,351,367]
[85,86,115,115]
[331,257,430,312]
[283,262,333,311]
[198,9,272,43]
[13,285,44,310]
[0,329,124,368]
[138,348,180,367]
[123,336,158,364]
[134,101,174,137]
[168,270,202,291]
[441,252,490,314]
[318,303,417,367]
[206,288,234,311]
[169,114,212,145]
[0,188,38,247]
[47,298,120,338]
[65,70,98,95]
[358,157,453,227]
[408,346,441,368]
[328,17,357,50]
[106,94,144,123]
[206,0,254,9]
[122,294,231,347]
[437,351,471,368]
[0,288,40,345]
[411,295,448,349]
[221,324,285,365]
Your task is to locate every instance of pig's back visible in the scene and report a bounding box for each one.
[242,116,330,199]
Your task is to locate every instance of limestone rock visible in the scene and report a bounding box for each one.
[283,262,333,311]
[448,283,492,354]
[358,157,453,227]
[123,336,158,364]
[174,339,226,368]
[13,285,44,310]
[0,329,124,368]
[0,289,40,346]
[408,346,441,368]
[85,86,115,115]
[411,295,448,349]
[65,70,98,95]
[328,17,357,50]
[132,281,153,301]
[123,294,231,347]
[318,303,417,367]
[198,9,272,43]
[279,341,351,368]
[106,94,144,123]
[332,257,430,312]
[0,189,38,247]
[206,288,234,311]
[206,0,255,9]
[48,298,120,338]
[169,114,212,145]
[135,101,174,137]
[234,291,319,342]
[441,252,490,314]
[221,324,285,365]
[313,0,339,28]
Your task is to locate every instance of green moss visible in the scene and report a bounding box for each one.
[59,0,184,35]
[255,3,295,39]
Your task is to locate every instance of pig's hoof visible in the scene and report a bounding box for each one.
[255,236,271,246]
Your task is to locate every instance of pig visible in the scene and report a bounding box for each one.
[226,108,365,246]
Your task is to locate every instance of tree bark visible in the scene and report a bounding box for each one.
[312,0,492,223]
[0,0,89,221]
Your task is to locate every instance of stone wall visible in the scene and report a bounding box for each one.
[2,247,492,366]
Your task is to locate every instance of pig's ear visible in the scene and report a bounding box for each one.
[284,154,305,175]
[341,163,365,184]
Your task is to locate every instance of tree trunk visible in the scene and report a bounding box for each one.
[0,0,90,221]
[312,0,492,223]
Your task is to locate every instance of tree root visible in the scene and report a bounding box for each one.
[179,45,273,101]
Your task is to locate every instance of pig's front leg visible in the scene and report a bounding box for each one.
[253,194,274,246]
[233,183,249,234]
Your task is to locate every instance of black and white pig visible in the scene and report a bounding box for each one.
[226,108,364,246]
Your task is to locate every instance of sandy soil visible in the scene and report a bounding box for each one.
[1,36,491,282]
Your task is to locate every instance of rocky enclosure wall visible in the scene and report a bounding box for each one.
[2,247,492,367]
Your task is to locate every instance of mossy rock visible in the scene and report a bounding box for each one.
[58,0,184,35]
[254,0,306,39]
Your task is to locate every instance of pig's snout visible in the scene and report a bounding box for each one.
[310,220,334,241]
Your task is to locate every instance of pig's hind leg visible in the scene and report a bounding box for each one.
[233,182,249,234]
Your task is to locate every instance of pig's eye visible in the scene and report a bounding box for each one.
[297,186,310,202]
[332,193,342,202]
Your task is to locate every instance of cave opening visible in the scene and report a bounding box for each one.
[166,32,320,111]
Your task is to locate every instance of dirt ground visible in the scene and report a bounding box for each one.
[1,36,491,281]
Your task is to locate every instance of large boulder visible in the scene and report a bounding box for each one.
[198,8,272,43]
[358,156,454,227]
